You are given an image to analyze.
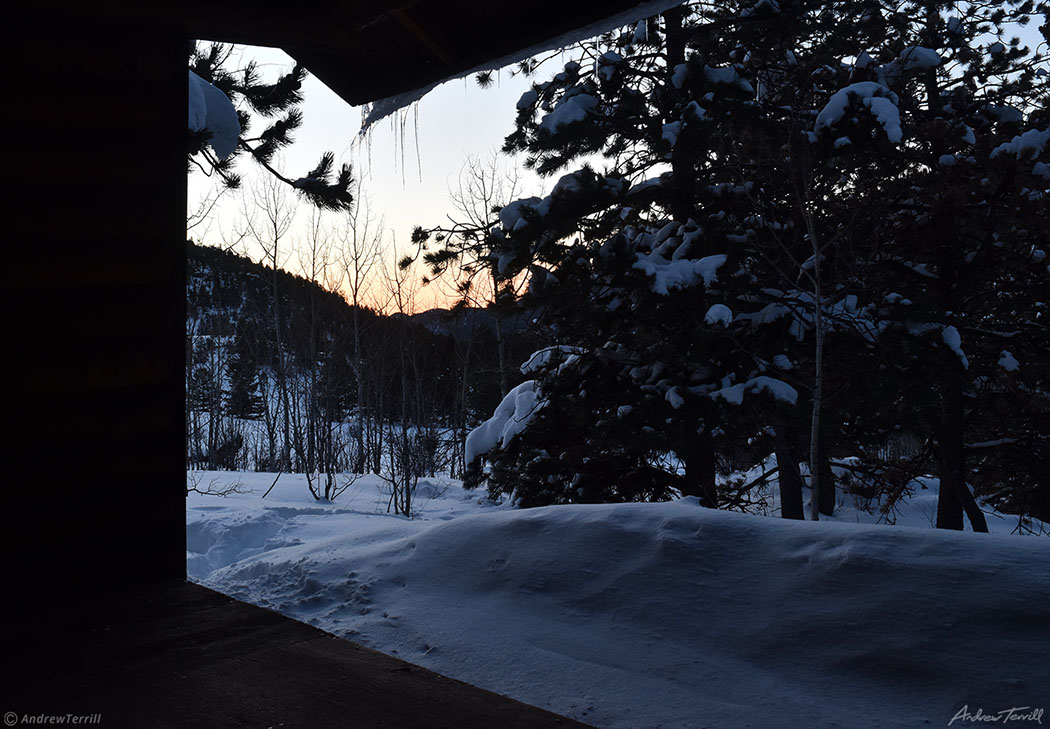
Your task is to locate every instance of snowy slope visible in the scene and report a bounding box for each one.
[188,473,1049,729]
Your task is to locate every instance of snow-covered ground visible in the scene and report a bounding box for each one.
[188,472,1049,729]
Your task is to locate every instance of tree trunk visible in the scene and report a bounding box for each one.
[774,426,805,520]
[817,426,836,517]
[274,288,292,472]
[457,328,475,479]
[935,379,965,530]
[959,478,989,533]
[936,379,988,532]
[492,274,510,399]
[664,7,697,226]
[681,427,717,508]
[807,231,825,522]
[920,0,985,533]
[261,375,278,471]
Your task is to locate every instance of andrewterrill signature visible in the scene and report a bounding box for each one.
[949,705,1044,726]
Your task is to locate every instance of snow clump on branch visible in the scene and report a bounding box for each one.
[188,69,240,160]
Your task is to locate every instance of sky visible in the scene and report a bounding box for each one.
[187,45,550,313]
[188,19,1047,313]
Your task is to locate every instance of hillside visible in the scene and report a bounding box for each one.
[185,241,535,480]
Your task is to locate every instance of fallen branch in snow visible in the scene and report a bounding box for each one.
[262,471,283,499]
[187,470,251,497]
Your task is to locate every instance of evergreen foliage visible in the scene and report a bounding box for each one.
[187,42,354,212]
[455,0,1050,526]
[225,321,266,421]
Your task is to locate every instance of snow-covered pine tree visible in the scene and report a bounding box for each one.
[458,0,1049,527]
[462,3,815,508]
[226,319,266,421]
[803,0,1050,530]
[729,0,1049,527]
[187,42,354,212]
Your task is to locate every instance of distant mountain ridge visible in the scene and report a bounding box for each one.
[188,239,514,340]
[185,240,537,475]
[407,306,540,342]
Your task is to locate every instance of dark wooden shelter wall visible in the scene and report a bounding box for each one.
[2,11,187,593]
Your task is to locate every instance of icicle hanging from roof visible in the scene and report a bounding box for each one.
[359,0,689,132]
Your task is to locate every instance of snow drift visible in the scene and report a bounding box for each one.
[189,475,1049,729]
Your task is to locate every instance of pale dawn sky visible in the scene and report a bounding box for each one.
[187,44,551,312]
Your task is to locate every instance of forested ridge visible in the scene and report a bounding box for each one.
[185,240,539,502]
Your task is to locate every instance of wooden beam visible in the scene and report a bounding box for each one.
[390,6,455,65]
[9,582,599,729]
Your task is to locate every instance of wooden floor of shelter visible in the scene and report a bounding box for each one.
[5,580,595,728]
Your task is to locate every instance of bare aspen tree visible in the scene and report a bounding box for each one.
[377,242,422,517]
[295,208,334,499]
[336,182,384,474]
[185,312,201,466]
[737,118,851,521]
[415,152,530,476]
[798,180,826,522]
[241,174,297,473]
[445,152,525,397]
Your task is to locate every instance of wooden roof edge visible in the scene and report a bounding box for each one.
[38,0,686,108]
